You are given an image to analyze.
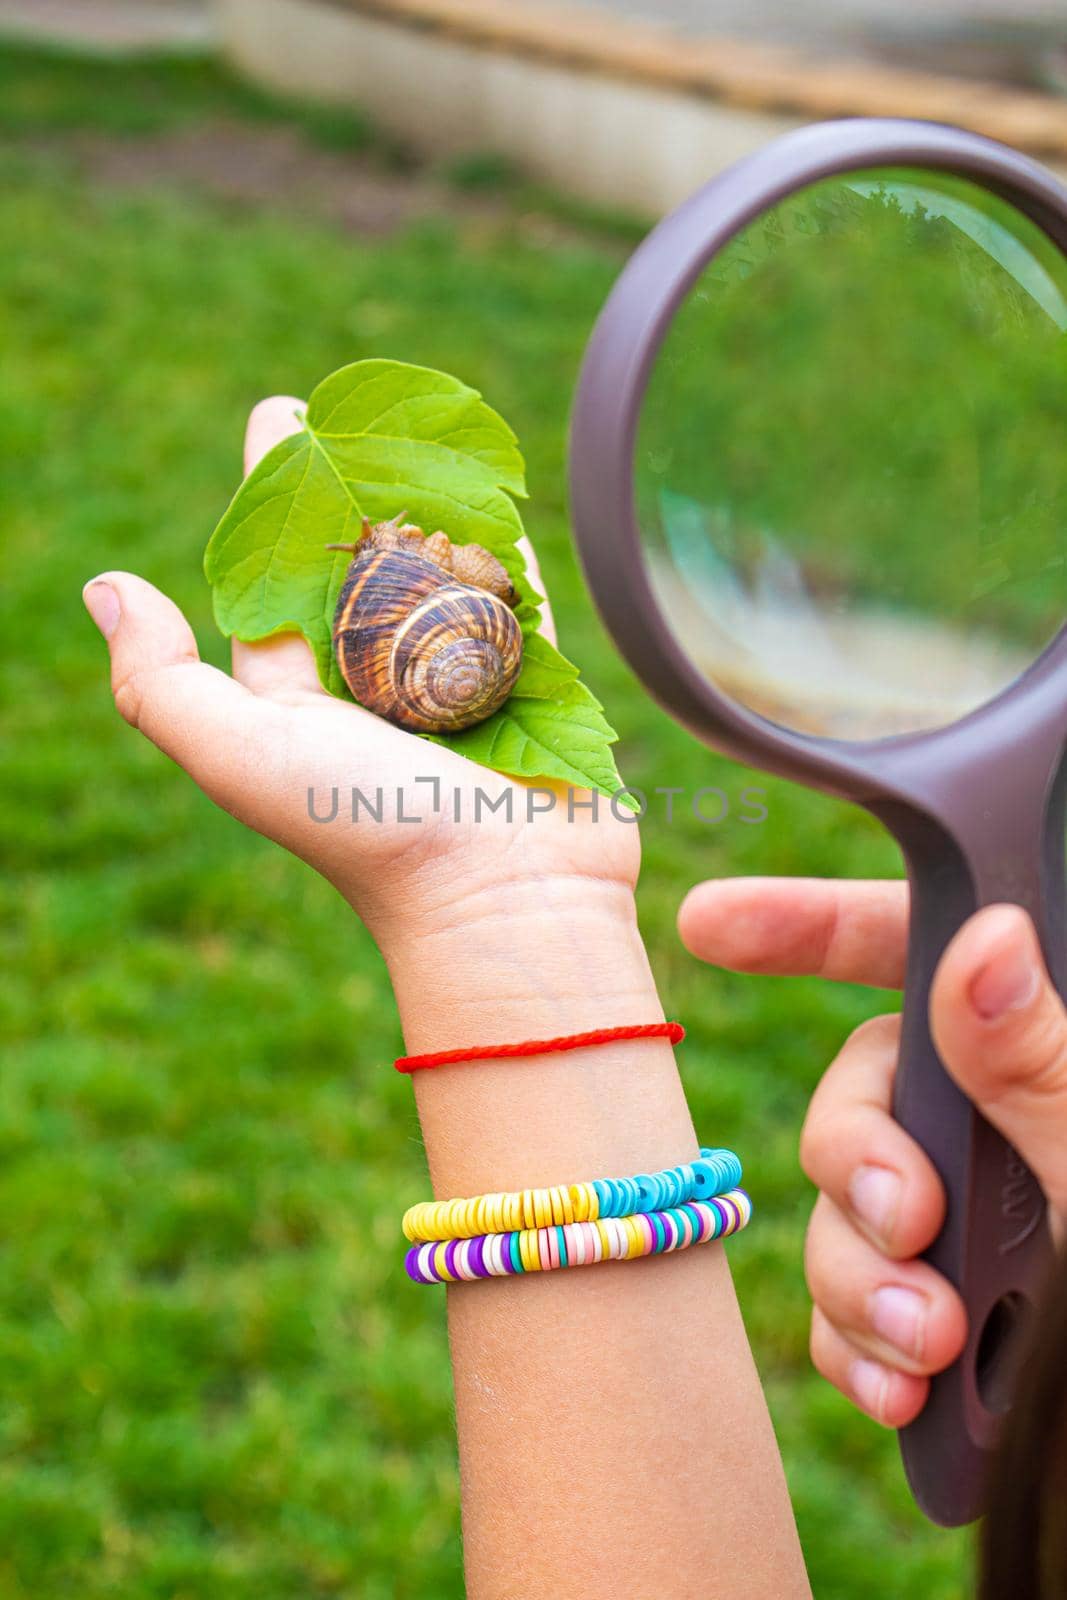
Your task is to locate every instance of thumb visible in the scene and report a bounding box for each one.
[83,570,273,815]
[930,905,1067,1216]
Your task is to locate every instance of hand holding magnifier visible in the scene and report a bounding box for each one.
[569,118,1067,1528]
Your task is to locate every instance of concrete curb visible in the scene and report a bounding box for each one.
[216,0,1067,216]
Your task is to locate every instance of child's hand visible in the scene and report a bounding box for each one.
[83,398,639,967]
[679,877,1067,1427]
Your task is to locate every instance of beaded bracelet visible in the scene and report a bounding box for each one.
[405,1190,752,1284]
[402,1147,743,1243]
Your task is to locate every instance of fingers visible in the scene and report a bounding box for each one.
[800,1013,966,1424]
[800,1016,945,1260]
[83,570,272,810]
[805,1193,967,1377]
[232,633,325,699]
[84,395,310,795]
[810,1307,929,1428]
[244,394,306,474]
[232,396,329,699]
[516,534,557,647]
[678,877,908,988]
[931,905,1067,1216]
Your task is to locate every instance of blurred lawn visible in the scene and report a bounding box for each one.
[0,44,971,1599]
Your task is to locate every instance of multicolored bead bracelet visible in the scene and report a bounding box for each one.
[404,1190,752,1284]
[402,1147,743,1243]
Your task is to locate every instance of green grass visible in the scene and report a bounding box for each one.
[0,43,971,1598]
[0,41,379,151]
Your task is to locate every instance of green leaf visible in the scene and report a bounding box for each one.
[205,359,623,794]
[444,678,626,796]
[511,632,580,700]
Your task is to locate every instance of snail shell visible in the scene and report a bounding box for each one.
[330,514,523,733]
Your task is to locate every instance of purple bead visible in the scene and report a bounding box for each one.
[470,1234,489,1279]
[405,1246,427,1284]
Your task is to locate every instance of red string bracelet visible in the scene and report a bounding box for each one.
[395,1021,685,1074]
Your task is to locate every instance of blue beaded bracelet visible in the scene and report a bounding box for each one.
[402,1147,743,1243]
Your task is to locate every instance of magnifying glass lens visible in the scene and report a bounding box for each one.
[636,167,1067,740]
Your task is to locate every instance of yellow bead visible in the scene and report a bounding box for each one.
[623,1216,643,1259]
[596,1218,613,1260]
[434,1241,454,1282]
[505,1192,521,1230]
[586,1185,600,1223]
[558,1187,575,1225]
[533,1189,549,1229]
[549,1188,565,1226]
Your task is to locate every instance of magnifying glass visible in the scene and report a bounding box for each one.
[569,118,1067,1528]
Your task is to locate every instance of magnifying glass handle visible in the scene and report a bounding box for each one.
[886,780,1064,1528]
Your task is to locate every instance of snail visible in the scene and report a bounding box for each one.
[328,513,523,734]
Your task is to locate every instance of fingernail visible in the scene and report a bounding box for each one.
[970,940,1039,1021]
[871,1285,926,1359]
[850,1357,889,1419]
[848,1165,902,1245]
[83,579,120,640]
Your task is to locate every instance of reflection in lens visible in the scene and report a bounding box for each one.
[636,168,1067,740]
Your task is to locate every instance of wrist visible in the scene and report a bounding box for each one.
[383,873,652,1048]
[381,875,698,1198]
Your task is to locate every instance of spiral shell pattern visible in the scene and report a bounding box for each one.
[332,530,523,734]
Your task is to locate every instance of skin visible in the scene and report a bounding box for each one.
[83,398,810,1600]
[680,878,1067,1429]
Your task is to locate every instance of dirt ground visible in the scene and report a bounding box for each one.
[62,121,453,235]
[16,117,623,248]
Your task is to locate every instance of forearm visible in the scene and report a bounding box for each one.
[385,875,810,1600]
[90,399,801,1595]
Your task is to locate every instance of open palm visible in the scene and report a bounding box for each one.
[84,397,639,944]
